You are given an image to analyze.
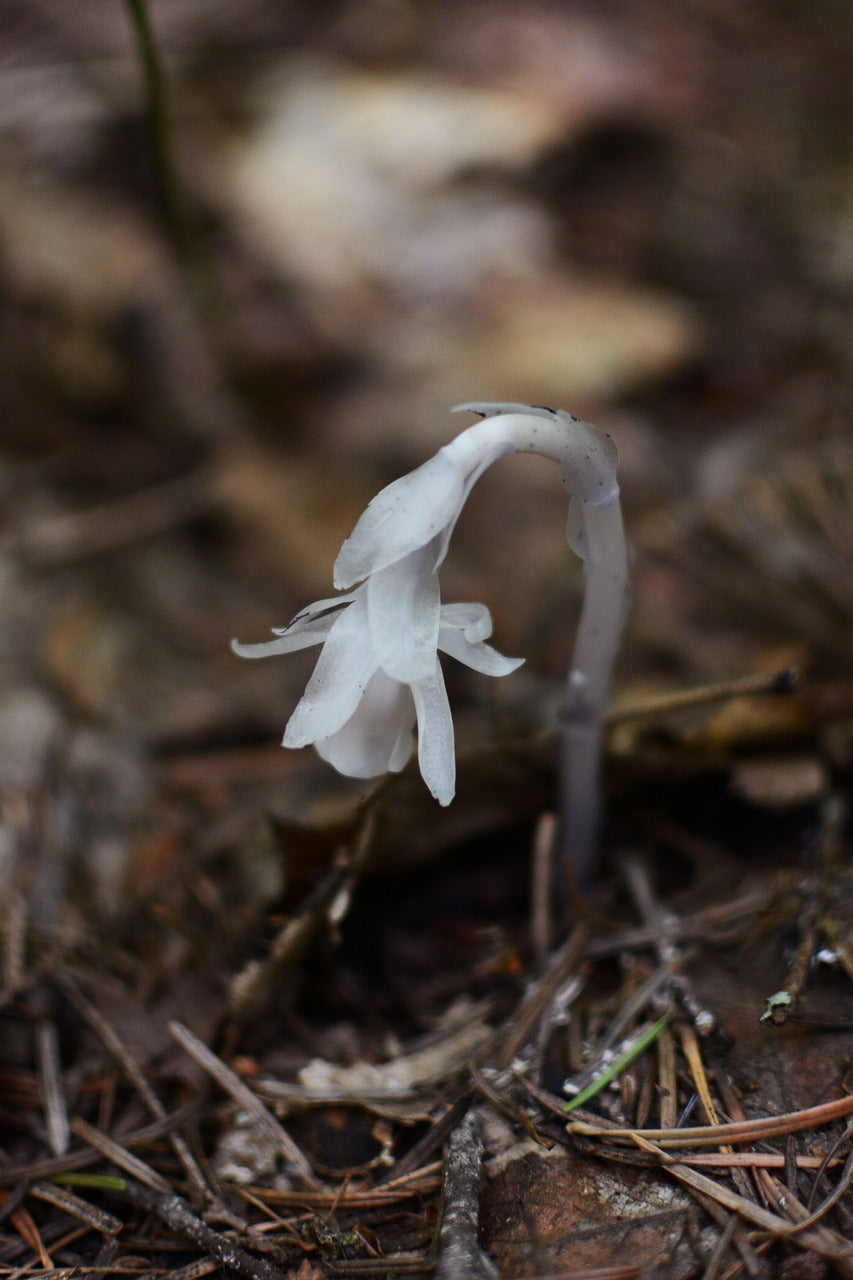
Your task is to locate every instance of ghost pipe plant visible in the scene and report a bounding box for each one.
[233,403,628,884]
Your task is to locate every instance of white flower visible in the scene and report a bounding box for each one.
[233,400,628,883]
[232,542,522,805]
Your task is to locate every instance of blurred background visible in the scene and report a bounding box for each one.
[0,0,851,930]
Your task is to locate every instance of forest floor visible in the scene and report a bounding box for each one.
[1,2,852,1276]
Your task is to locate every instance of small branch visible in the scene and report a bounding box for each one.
[29,1181,122,1238]
[35,1018,70,1156]
[70,1117,172,1194]
[14,470,212,569]
[494,921,590,1071]
[632,1137,853,1278]
[530,813,556,971]
[117,1179,288,1280]
[435,1111,497,1280]
[621,855,716,1035]
[608,667,799,724]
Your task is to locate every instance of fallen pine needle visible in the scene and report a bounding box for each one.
[564,1015,671,1115]
[630,1134,853,1275]
[568,1091,853,1144]
[676,1151,841,1170]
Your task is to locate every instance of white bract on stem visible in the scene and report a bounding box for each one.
[233,402,628,886]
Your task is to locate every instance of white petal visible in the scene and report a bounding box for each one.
[439,602,493,643]
[438,624,525,677]
[283,593,377,747]
[232,592,360,659]
[231,632,328,659]
[315,670,415,778]
[387,722,415,772]
[271,592,359,634]
[566,496,588,559]
[411,663,455,806]
[367,547,440,683]
[333,453,465,589]
[452,401,562,421]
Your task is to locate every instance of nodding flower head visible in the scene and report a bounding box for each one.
[232,541,522,806]
[333,401,619,590]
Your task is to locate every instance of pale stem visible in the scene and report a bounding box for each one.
[452,412,627,885]
[560,496,629,887]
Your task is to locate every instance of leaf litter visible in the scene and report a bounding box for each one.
[1,2,852,1277]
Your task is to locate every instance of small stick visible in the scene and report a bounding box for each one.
[761,1168,844,1242]
[713,1065,765,1205]
[678,1024,718,1127]
[621,855,716,1034]
[379,1097,470,1186]
[494,922,590,1070]
[153,1260,220,1280]
[700,1210,740,1280]
[15,470,212,568]
[0,1104,200,1187]
[585,886,774,958]
[169,1021,321,1190]
[607,667,799,724]
[530,813,556,971]
[70,1117,172,1194]
[29,1181,122,1237]
[683,1025,764,1210]
[688,1187,764,1279]
[117,1179,288,1280]
[678,1153,842,1170]
[238,1165,442,1210]
[435,1111,497,1280]
[656,1023,677,1130]
[35,1019,70,1156]
[0,1190,53,1268]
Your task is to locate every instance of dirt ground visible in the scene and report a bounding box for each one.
[1,2,852,1276]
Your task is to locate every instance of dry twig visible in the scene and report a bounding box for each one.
[435,1110,497,1280]
[117,1179,288,1280]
